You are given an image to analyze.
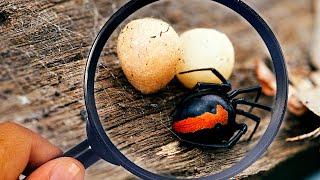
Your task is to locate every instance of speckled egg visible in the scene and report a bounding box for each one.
[117,18,182,94]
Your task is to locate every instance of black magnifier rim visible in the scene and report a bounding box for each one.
[84,0,288,179]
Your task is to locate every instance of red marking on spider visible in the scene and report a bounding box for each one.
[172,105,228,134]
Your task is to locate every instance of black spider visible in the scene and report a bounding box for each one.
[172,68,271,148]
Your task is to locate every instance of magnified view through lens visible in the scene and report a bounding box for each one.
[93,0,276,178]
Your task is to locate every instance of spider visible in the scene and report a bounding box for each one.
[172,68,272,148]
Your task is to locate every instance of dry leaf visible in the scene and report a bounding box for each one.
[310,71,320,86]
[285,1,320,142]
[255,58,307,116]
[287,93,308,116]
[289,75,314,91]
[287,84,308,116]
[296,87,320,117]
[255,59,276,96]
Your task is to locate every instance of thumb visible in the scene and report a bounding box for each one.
[27,157,85,180]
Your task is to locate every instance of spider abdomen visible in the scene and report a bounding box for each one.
[172,105,228,134]
[172,93,236,145]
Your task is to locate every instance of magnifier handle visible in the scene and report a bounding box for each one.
[64,139,100,169]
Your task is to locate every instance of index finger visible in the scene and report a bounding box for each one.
[0,122,62,180]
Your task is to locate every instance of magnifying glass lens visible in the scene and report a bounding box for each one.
[92,1,275,178]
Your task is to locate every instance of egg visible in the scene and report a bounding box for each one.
[117,18,182,94]
[176,28,235,89]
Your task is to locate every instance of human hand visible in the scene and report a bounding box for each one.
[0,122,85,180]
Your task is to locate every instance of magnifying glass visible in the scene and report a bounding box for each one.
[56,0,287,179]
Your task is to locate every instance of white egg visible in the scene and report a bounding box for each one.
[176,28,235,89]
[117,18,182,94]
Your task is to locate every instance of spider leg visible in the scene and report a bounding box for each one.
[204,123,248,148]
[224,123,248,148]
[236,109,261,141]
[193,82,231,92]
[179,68,231,90]
[232,98,272,112]
[229,86,262,113]
[249,86,262,112]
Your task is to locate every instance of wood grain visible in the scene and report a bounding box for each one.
[0,0,318,179]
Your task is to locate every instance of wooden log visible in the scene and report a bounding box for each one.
[0,0,318,179]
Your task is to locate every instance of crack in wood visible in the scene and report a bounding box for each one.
[0,11,8,25]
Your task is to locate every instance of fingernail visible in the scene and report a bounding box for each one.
[50,161,82,180]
